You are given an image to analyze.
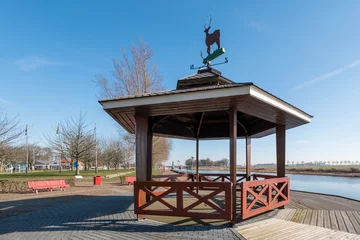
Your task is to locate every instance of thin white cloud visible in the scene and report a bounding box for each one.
[295,140,309,144]
[247,20,269,32]
[15,56,64,71]
[0,98,16,106]
[293,60,360,91]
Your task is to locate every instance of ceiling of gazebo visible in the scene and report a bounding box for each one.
[99,83,312,140]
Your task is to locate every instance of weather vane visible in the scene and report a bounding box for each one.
[190,15,228,70]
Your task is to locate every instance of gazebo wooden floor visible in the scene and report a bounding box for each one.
[145,189,360,236]
[235,190,360,235]
[235,217,360,240]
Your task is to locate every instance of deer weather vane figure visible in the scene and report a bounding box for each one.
[189,15,227,70]
[204,15,220,55]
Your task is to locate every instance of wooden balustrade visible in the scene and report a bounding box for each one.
[252,174,278,181]
[241,177,290,220]
[198,173,246,191]
[152,173,194,182]
[134,181,232,220]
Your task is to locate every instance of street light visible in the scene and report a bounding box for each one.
[191,156,194,172]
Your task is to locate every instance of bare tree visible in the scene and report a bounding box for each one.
[96,38,172,167]
[0,109,24,172]
[47,112,95,175]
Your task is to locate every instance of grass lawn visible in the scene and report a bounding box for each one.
[0,169,134,180]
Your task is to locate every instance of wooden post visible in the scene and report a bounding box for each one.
[196,137,199,182]
[196,112,204,184]
[246,136,251,181]
[276,124,286,208]
[135,114,153,215]
[229,108,237,224]
[276,124,286,177]
[147,131,153,181]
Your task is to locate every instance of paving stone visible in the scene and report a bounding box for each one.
[0,190,239,240]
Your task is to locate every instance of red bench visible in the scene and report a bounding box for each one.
[28,180,69,193]
[125,176,136,185]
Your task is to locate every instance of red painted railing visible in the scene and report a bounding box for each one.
[241,177,290,220]
[152,174,194,182]
[198,173,246,183]
[134,181,232,220]
[252,174,278,181]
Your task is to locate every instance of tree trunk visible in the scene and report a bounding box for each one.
[76,158,80,175]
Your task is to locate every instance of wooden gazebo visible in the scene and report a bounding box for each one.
[99,67,312,223]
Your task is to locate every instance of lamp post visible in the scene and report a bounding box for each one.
[94,123,98,175]
[25,125,28,174]
[191,156,194,172]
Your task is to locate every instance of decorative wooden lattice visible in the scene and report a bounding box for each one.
[241,177,290,219]
[134,181,232,220]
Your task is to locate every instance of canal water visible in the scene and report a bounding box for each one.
[176,169,360,201]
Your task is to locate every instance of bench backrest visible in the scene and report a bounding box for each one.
[28,179,66,188]
[125,176,136,182]
[28,180,49,188]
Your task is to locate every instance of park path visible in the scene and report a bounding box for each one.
[0,186,240,240]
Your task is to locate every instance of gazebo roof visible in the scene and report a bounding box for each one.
[99,68,312,140]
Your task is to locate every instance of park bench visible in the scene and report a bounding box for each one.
[28,180,69,193]
[125,176,136,185]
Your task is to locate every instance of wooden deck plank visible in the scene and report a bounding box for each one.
[330,210,340,231]
[247,222,297,240]
[274,224,313,240]
[317,210,324,228]
[352,212,360,227]
[237,218,360,240]
[284,209,296,221]
[347,211,360,234]
[335,210,348,232]
[323,210,331,229]
[291,209,302,222]
[310,210,318,226]
[341,211,356,234]
[304,209,312,225]
[290,225,335,240]
[289,191,360,212]
[298,209,307,223]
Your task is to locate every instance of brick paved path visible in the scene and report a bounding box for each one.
[0,188,240,240]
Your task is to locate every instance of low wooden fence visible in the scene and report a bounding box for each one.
[198,173,246,183]
[134,181,232,220]
[152,173,194,182]
[241,177,290,219]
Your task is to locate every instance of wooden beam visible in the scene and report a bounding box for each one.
[276,124,286,177]
[246,136,251,181]
[229,108,237,224]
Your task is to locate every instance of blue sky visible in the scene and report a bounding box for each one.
[1,1,359,165]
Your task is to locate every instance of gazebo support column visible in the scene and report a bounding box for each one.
[229,108,237,224]
[196,112,204,183]
[276,124,286,177]
[246,136,251,181]
[135,115,153,207]
[196,137,199,182]
[276,124,286,208]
